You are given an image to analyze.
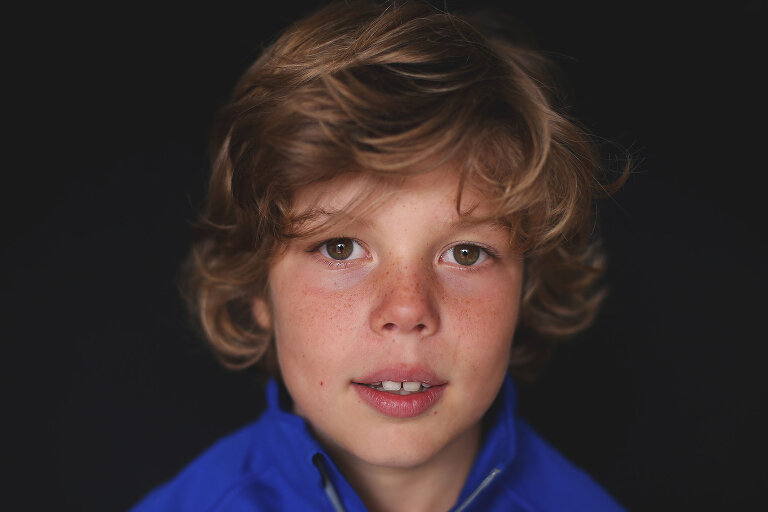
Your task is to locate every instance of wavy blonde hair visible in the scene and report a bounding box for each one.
[183,0,626,379]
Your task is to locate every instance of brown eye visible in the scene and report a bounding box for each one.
[325,238,355,260]
[452,244,480,266]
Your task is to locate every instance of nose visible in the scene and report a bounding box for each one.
[369,264,440,337]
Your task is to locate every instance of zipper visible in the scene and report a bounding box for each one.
[313,454,348,512]
[313,453,501,512]
[453,467,502,512]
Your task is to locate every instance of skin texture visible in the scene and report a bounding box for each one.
[254,167,524,511]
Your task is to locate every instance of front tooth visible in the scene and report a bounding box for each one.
[403,381,421,392]
[382,380,401,391]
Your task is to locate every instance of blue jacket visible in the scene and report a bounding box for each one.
[131,375,625,511]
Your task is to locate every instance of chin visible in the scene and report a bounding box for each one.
[354,439,444,469]
[344,422,474,470]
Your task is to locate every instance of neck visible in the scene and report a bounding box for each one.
[325,424,480,512]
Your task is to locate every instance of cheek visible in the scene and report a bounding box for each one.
[270,268,370,379]
[441,277,521,369]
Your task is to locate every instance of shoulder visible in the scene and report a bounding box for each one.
[129,419,282,512]
[502,419,626,512]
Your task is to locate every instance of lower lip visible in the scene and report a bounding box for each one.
[354,384,445,418]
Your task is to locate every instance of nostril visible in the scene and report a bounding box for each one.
[381,322,429,332]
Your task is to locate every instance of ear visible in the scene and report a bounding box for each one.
[252,297,272,330]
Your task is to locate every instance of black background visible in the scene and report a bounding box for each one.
[5,1,765,510]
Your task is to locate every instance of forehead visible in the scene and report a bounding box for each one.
[289,165,497,231]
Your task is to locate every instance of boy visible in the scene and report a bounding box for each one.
[133,1,627,510]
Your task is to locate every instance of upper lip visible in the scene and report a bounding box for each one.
[354,366,446,386]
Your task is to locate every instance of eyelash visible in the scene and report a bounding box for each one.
[308,238,368,269]
[308,238,498,269]
[440,242,498,270]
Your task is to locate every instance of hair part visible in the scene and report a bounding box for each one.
[182,0,628,380]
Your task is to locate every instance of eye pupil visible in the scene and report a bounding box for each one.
[326,238,354,260]
[453,244,480,266]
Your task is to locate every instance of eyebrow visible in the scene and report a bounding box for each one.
[296,207,505,235]
[448,217,507,230]
[449,200,508,231]
[290,208,374,236]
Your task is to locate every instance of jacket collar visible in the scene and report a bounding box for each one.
[453,374,518,507]
[257,379,367,510]
[257,374,519,510]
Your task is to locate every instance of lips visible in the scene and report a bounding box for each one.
[355,367,445,387]
[353,367,446,418]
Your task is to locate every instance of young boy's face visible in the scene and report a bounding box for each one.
[256,165,523,471]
